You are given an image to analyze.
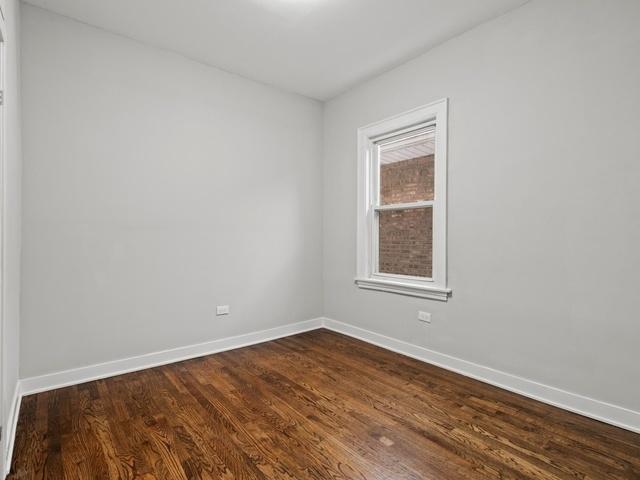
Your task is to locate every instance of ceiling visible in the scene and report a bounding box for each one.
[24,0,529,100]
[381,138,434,165]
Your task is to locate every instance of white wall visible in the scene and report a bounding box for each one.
[323,0,640,412]
[1,0,21,471]
[18,0,640,427]
[20,5,323,378]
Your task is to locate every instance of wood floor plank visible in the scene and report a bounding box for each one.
[279,335,583,478]
[9,329,640,479]
[255,338,524,479]
[222,343,466,479]
[209,351,406,479]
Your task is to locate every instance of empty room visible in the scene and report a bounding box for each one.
[0,0,639,478]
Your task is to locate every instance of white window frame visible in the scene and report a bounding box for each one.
[355,99,451,301]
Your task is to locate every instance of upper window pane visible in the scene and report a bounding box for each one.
[379,130,435,205]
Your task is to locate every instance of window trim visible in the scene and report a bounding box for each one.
[355,99,451,301]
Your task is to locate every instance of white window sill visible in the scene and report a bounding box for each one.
[354,277,452,301]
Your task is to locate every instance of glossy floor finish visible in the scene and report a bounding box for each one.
[9,329,640,479]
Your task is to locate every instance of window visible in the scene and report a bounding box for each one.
[355,99,451,300]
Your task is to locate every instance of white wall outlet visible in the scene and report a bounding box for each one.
[418,311,431,323]
[216,305,230,316]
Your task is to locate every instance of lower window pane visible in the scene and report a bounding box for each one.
[378,207,432,278]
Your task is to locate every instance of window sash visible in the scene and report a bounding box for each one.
[370,129,438,283]
[372,205,434,282]
[371,127,435,281]
[373,136,435,208]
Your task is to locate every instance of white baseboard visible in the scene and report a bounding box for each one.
[323,318,640,434]
[20,318,324,396]
[4,382,22,478]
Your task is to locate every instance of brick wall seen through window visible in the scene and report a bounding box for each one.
[378,155,434,277]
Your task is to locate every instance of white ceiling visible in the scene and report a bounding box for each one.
[381,139,434,165]
[24,0,529,100]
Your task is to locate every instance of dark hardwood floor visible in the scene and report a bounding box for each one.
[9,329,640,479]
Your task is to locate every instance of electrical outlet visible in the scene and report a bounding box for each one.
[418,311,431,323]
[216,305,230,316]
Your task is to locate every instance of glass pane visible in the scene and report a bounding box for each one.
[378,207,432,278]
[379,130,434,205]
